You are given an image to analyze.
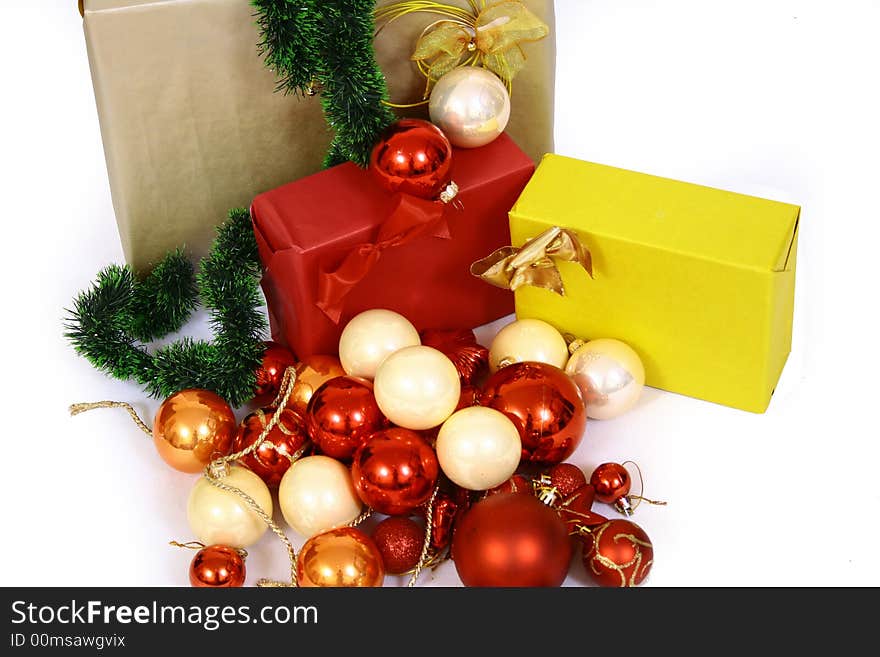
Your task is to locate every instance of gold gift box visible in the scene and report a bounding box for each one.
[80,0,555,272]
[509,155,800,413]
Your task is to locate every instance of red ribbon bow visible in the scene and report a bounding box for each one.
[316,194,452,323]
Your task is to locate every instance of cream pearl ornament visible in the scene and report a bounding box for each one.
[278,455,362,538]
[338,309,421,379]
[489,318,569,372]
[565,338,646,420]
[436,406,522,491]
[429,66,511,148]
[187,464,272,549]
[373,345,461,430]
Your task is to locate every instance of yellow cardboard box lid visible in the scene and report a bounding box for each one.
[513,155,800,272]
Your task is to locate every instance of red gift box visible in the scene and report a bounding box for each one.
[251,133,534,358]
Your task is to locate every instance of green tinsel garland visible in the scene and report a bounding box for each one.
[64,209,267,407]
[253,0,396,167]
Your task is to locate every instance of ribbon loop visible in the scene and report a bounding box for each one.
[390,0,549,88]
[470,226,593,296]
[316,194,453,323]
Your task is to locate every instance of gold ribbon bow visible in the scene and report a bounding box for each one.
[470,226,593,295]
[377,1,549,90]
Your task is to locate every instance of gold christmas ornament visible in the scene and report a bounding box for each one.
[566,338,645,420]
[338,309,421,379]
[278,455,363,538]
[186,465,273,549]
[488,317,569,372]
[373,345,461,430]
[429,66,510,148]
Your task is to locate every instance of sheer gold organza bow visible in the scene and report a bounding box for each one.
[471,226,593,295]
[376,0,549,98]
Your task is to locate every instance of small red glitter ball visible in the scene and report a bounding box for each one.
[371,517,426,574]
[548,463,588,498]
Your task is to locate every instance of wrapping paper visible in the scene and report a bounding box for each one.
[252,133,534,358]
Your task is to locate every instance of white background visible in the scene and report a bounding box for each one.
[1,0,878,587]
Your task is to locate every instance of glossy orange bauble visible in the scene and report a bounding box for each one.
[306,376,388,460]
[369,119,453,200]
[296,527,385,587]
[286,355,346,413]
[582,519,653,587]
[452,492,571,587]
[232,407,310,488]
[590,462,631,504]
[153,389,236,473]
[480,362,587,465]
[351,428,439,515]
[189,545,246,587]
[252,341,298,407]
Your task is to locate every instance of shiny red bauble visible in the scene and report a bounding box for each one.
[582,519,653,587]
[371,516,426,574]
[189,545,246,587]
[351,428,439,516]
[420,328,489,386]
[252,342,298,407]
[479,361,586,464]
[590,462,631,504]
[452,493,571,587]
[369,119,453,200]
[232,407,310,488]
[306,376,388,460]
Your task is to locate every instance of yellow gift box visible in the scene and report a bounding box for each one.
[507,155,800,413]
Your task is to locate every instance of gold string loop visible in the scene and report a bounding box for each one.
[375,0,549,105]
[621,460,668,515]
[69,400,152,436]
[203,366,302,587]
[407,486,440,587]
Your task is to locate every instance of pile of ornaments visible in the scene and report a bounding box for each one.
[155,308,656,588]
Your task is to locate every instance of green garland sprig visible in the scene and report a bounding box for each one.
[253,0,396,167]
[64,209,267,407]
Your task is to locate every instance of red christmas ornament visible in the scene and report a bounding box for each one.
[369,119,453,200]
[420,328,489,385]
[371,516,426,574]
[486,474,533,496]
[351,428,439,516]
[252,342,298,407]
[581,519,653,587]
[556,484,607,536]
[426,484,471,551]
[548,463,588,498]
[306,376,388,460]
[590,462,631,504]
[232,407,309,488]
[480,362,587,464]
[189,545,246,588]
[452,493,571,587]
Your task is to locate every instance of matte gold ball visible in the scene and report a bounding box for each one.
[278,455,363,538]
[373,345,461,430]
[186,465,272,549]
[338,309,421,379]
[489,318,569,372]
[436,406,522,491]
